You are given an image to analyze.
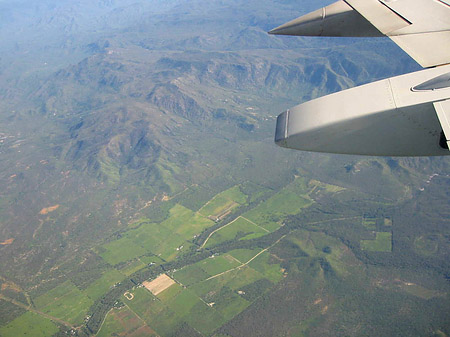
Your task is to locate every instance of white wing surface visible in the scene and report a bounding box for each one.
[270,0,450,156]
[346,0,450,67]
[270,0,450,68]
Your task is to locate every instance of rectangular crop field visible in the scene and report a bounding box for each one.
[84,269,125,301]
[123,222,172,251]
[196,254,241,276]
[96,307,157,337]
[143,274,176,295]
[33,280,93,325]
[361,232,392,252]
[0,312,59,337]
[205,217,268,248]
[228,248,262,264]
[199,185,247,218]
[173,264,210,286]
[243,188,312,231]
[118,259,147,276]
[162,204,213,238]
[96,237,148,266]
[247,251,283,283]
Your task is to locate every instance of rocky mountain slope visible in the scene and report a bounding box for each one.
[0,1,448,335]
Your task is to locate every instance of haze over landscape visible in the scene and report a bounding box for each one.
[0,0,449,336]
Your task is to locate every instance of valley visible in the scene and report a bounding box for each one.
[0,0,448,336]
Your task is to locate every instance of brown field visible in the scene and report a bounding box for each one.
[142,274,175,295]
[39,205,60,215]
[109,307,157,337]
[1,281,22,292]
[0,238,14,245]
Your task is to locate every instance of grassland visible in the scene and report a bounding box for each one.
[199,185,247,218]
[205,217,268,248]
[118,259,147,276]
[196,254,242,276]
[228,248,263,263]
[0,312,59,337]
[95,204,214,266]
[361,232,392,252]
[33,280,93,325]
[96,237,148,266]
[119,236,284,337]
[243,178,313,231]
[309,179,345,193]
[248,251,284,283]
[173,264,211,286]
[84,269,125,301]
[281,229,362,277]
[162,204,213,238]
[414,235,439,256]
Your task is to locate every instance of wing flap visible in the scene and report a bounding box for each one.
[343,0,411,34]
[344,0,450,67]
[391,31,450,68]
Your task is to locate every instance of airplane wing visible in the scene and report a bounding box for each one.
[270,0,450,156]
[344,0,450,68]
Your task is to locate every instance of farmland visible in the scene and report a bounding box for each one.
[360,232,392,252]
[243,178,313,231]
[33,280,93,325]
[0,0,448,335]
[205,217,268,248]
[0,312,59,337]
[84,269,125,301]
[96,306,157,337]
[199,185,248,219]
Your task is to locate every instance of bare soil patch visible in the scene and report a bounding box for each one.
[142,274,175,295]
[0,238,14,245]
[39,205,60,215]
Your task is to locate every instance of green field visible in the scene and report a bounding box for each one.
[248,251,284,283]
[118,259,147,276]
[206,217,268,248]
[96,237,148,266]
[211,288,250,321]
[182,301,226,335]
[162,204,213,238]
[33,280,93,325]
[229,248,262,264]
[85,269,125,301]
[165,288,202,317]
[309,179,345,193]
[361,232,392,252]
[243,181,312,231]
[190,264,264,299]
[139,255,165,266]
[173,264,210,286]
[124,222,172,251]
[96,204,214,265]
[286,230,360,276]
[164,246,283,334]
[0,312,59,337]
[199,185,247,218]
[125,287,186,336]
[196,254,241,276]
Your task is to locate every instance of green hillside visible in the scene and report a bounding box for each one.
[0,0,448,336]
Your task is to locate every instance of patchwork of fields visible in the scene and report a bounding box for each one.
[3,178,437,337]
[116,246,284,337]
